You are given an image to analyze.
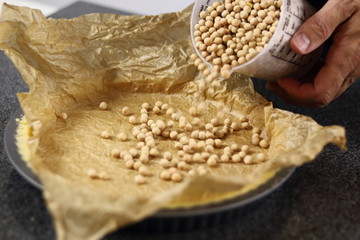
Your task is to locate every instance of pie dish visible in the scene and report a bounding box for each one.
[0,4,345,240]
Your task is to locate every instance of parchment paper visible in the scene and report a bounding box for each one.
[0,4,346,240]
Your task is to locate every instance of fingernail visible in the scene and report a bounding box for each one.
[293,33,310,53]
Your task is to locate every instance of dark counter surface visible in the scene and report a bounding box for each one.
[0,2,359,239]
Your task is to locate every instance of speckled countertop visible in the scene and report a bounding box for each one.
[0,2,359,240]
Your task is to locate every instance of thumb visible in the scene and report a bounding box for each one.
[290,0,354,54]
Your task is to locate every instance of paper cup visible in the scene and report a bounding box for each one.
[190,0,322,81]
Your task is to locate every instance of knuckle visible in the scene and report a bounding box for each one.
[343,0,358,14]
[344,42,360,69]
[337,0,356,14]
[307,16,333,41]
[313,90,333,107]
[316,99,331,108]
[339,43,360,78]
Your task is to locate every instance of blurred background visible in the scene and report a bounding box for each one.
[1,0,194,15]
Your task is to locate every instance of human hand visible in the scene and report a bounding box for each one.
[266,0,360,107]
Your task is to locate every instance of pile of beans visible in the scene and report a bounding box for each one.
[90,100,270,185]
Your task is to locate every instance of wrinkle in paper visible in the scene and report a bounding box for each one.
[0,4,346,240]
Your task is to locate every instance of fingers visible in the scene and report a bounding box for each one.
[290,0,355,54]
[268,1,360,107]
[266,61,324,107]
[266,80,310,106]
[270,38,360,107]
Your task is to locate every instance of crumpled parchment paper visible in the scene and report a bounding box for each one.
[0,4,346,240]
